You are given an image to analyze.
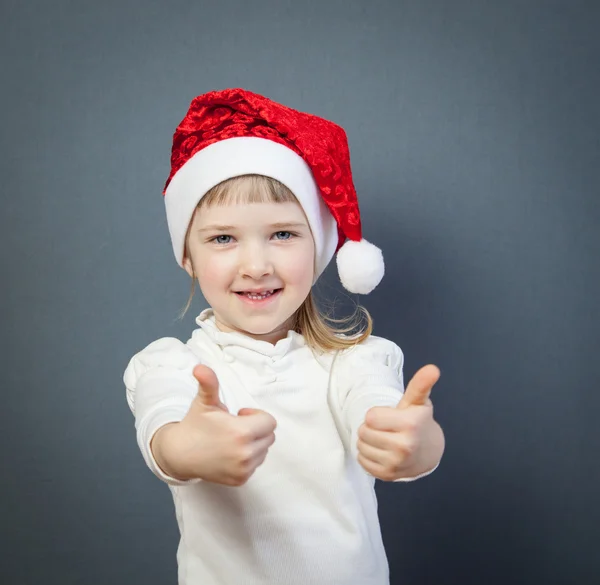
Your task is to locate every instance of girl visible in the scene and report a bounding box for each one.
[124,88,444,585]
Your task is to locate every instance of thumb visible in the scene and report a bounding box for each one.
[397,364,440,409]
[192,364,226,410]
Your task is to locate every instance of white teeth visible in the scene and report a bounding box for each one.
[244,289,275,300]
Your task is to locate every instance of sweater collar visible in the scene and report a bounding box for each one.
[195,308,305,358]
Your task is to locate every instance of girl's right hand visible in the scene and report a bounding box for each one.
[151,364,277,486]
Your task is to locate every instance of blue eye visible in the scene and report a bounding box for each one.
[274,231,293,240]
[213,235,232,244]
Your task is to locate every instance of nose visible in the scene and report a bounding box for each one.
[238,242,274,279]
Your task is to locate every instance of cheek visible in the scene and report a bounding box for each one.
[281,245,315,285]
[196,254,233,288]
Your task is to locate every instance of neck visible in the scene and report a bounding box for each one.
[213,316,294,345]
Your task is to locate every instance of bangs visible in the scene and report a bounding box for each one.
[197,175,298,209]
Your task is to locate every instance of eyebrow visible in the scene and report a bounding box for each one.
[197,222,307,233]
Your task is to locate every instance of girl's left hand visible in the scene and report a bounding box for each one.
[356,364,445,481]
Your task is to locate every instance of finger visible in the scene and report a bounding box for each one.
[365,406,425,432]
[236,409,278,439]
[251,433,276,457]
[356,439,393,467]
[192,364,225,409]
[357,453,388,479]
[237,408,263,416]
[358,423,398,451]
[248,437,274,470]
[397,364,440,409]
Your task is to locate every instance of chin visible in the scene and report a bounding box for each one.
[240,317,287,335]
[233,310,295,336]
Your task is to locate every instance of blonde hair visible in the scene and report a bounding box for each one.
[178,174,373,352]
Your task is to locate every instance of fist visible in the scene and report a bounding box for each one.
[356,364,445,481]
[152,364,277,486]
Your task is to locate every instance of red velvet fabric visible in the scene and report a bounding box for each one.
[164,88,362,247]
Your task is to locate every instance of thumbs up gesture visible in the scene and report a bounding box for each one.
[151,364,277,486]
[356,364,445,481]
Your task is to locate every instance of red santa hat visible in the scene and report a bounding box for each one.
[163,88,384,294]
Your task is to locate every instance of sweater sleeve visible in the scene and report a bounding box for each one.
[123,337,202,486]
[334,336,438,482]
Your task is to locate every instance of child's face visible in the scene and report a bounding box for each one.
[183,200,315,344]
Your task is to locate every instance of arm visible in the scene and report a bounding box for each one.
[150,423,191,481]
[335,337,443,481]
[335,336,405,455]
[123,337,202,486]
[124,342,277,486]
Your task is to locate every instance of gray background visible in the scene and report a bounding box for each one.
[1,0,598,584]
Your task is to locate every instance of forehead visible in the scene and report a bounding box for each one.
[193,201,309,228]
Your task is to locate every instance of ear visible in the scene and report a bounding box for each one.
[182,252,195,278]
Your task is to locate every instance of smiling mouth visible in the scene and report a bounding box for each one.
[235,289,282,300]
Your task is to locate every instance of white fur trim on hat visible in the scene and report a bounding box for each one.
[336,238,385,294]
[164,137,338,282]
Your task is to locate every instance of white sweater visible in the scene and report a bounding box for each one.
[124,309,435,585]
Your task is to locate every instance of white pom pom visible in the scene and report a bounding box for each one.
[335,238,385,294]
